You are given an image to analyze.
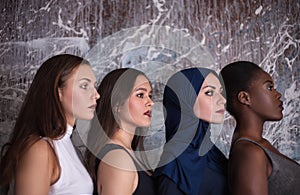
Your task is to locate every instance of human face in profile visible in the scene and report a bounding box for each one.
[248,70,283,121]
[59,64,100,126]
[117,75,154,132]
[193,73,226,124]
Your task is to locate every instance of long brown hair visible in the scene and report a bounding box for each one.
[85,68,149,181]
[0,54,90,189]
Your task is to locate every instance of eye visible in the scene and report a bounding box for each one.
[136,93,144,98]
[205,90,214,96]
[80,83,88,89]
[267,85,274,91]
[149,94,153,100]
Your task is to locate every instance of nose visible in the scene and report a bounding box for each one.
[147,96,154,107]
[218,92,226,105]
[275,89,282,99]
[92,88,100,100]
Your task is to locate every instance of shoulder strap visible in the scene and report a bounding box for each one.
[233,138,272,160]
[97,144,142,168]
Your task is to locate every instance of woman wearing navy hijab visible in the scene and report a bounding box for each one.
[154,67,229,195]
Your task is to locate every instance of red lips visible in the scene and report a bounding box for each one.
[144,110,152,117]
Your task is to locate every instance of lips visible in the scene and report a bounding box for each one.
[216,109,225,114]
[88,104,97,110]
[144,110,152,117]
[279,101,284,110]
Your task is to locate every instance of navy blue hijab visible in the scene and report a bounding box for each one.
[154,68,228,195]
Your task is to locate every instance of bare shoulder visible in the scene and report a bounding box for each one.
[18,138,58,175]
[15,139,59,194]
[229,140,270,195]
[98,149,137,194]
[229,140,269,170]
[231,140,266,157]
[21,139,56,163]
[100,149,136,171]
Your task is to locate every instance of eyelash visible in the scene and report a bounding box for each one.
[267,85,274,91]
[80,83,98,90]
[136,93,152,99]
[205,90,214,96]
[81,84,88,89]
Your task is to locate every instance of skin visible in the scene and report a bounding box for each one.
[59,64,100,126]
[97,75,154,195]
[15,64,100,195]
[228,70,289,195]
[117,75,154,133]
[193,73,226,124]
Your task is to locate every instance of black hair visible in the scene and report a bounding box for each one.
[220,61,262,117]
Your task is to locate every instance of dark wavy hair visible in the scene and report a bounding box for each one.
[85,68,150,181]
[0,54,90,189]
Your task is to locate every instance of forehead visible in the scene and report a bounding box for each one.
[73,64,96,80]
[133,75,150,88]
[252,70,273,84]
[202,73,221,87]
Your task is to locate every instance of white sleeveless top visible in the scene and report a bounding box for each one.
[49,124,93,195]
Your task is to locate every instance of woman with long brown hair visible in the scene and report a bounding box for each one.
[86,68,156,195]
[0,54,100,194]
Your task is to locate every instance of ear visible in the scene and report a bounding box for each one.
[114,104,120,113]
[58,88,63,101]
[237,91,251,106]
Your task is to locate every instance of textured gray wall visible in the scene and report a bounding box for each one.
[0,0,299,164]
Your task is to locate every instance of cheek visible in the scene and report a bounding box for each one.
[128,99,140,116]
[200,100,212,117]
[72,89,89,110]
[252,93,270,109]
[61,89,74,111]
[71,90,81,107]
[194,98,213,119]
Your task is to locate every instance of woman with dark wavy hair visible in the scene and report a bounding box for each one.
[0,54,100,194]
[86,68,156,195]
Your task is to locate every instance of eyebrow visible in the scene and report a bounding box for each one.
[79,78,91,82]
[264,80,273,84]
[78,78,98,85]
[202,85,216,89]
[134,87,152,93]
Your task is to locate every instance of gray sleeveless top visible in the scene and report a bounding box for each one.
[235,138,300,195]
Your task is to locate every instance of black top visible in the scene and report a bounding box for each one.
[94,144,156,195]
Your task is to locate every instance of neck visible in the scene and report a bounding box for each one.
[66,116,75,127]
[233,115,265,141]
[111,127,135,150]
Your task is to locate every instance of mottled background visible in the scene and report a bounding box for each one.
[1,0,299,167]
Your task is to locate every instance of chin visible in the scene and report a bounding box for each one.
[139,122,151,128]
[211,121,223,124]
[270,116,283,121]
[79,115,94,121]
[207,116,223,124]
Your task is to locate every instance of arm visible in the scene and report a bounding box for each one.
[15,139,59,195]
[228,141,270,195]
[97,149,137,195]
